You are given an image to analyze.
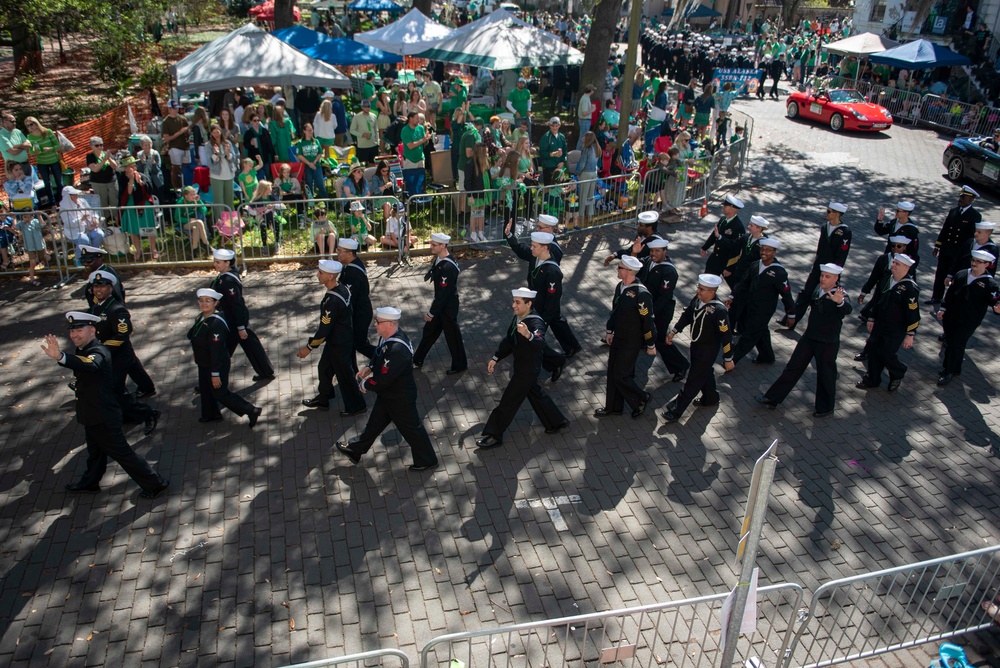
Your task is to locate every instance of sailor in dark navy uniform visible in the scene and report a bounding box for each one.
[336,238,377,364]
[936,250,1000,385]
[874,201,920,274]
[476,288,569,449]
[785,201,852,328]
[299,260,367,416]
[726,215,770,326]
[700,194,745,286]
[336,307,439,472]
[856,254,920,391]
[210,248,274,381]
[43,311,169,499]
[413,233,468,373]
[532,214,564,263]
[643,238,689,381]
[727,238,795,365]
[603,210,664,266]
[930,186,981,304]
[948,221,998,281]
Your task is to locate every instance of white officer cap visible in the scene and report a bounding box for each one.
[893,254,915,267]
[896,201,915,212]
[197,288,223,300]
[646,239,669,249]
[828,201,848,213]
[375,306,402,320]
[213,248,236,261]
[971,250,997,263]
[318,259,343,274]
[819,263,843,275]
[637,210,659,224]
[749,215,770,228]
[976,221,995,230]
[89,269,118,285]
[80,245,107,255]
[530,231,554,245]
[724,194,744,208]
[759,238,781,249]
[430,232,451,244]
[338,238,360,250]
[888,235,911,244]
[961,185,980,198]
[697,274,723,288]
[65,311,101,328]
[536,214,559,228]
[619,256,643,272]
[511,287,537,299]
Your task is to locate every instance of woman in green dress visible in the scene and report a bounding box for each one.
[268,101,296,163]
[117,157,159,261]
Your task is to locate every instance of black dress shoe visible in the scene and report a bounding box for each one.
[136,389,157,399]
[475,435,503,449]
[671,370,688,382]
[545,421,569,434]
[340,408,367,417]
[301,398,330,409]
[139,480,170,499]
[445,367,467,375]
[144,410,160,436]
[937,373,953,386]
[564,346,583,358]
[750,356,773,364]
[937,334,945,342]
[631,392,652,418]
[65,482,100,493]
[755,394,778,408]
[855,379,876,390]
[248,406,263,428]
[198,415,224,423]
[853,352,868,361]
[252,374,275,382]
[593,408,622,417]
[412,361,423,369]
[693,398,719,407]
[551,363,564,382]
[408,462,439,472]
[335,442,361,465]
[661,411,680,423]
[813,410,834,417]
[887,379,901,392]
[924,299,940,305]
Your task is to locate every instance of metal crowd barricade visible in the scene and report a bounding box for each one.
[278,648,411,668]
[420,583,804,668]
[780,544,1000,668]
[918,94,1000,137]
[3,211,65,280]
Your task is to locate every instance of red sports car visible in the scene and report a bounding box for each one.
[785,88,893,132]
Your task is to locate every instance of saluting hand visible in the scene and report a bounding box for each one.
[831,286,845,304]
[41,334,61,359]
[504,219,513,236]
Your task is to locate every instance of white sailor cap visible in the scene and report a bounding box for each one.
[893,253,915,267]
[375,306,402,320]
[318,259,343,274]
[512,287,537,299]
[697,273,723,288]
[724,194,744,208]
[430,232,451,244]
[530,231,554,244]
[971,249,997,263]
[895,201,915,212]
[819,263,843,275]
[759,238,781,249]
[338,238,360,250]
[619,256,643,272]
[749,215,770,229]
[197,288,223,300]
[828,201,848,213]
[646,239,669,249]
[89,269,118,286]
[976,221,995,230]
[536,214,559,228]
[80,245,107,256]
[66,311,102,328]
[961,185,980,197]
[888,235,911,244]
[213,248,236,261]
[637,210,659,224]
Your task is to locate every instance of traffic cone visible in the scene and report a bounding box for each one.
[699,197,708,218]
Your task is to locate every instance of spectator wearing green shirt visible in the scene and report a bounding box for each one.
[363,72,377,103]
[538,117,568,186]
[400,112,430,196]
[0,113,30,169]
[457,118,481,192]
[297,123,328,199]
[506,78,532,122]
[448,76,468,114]
[24,116,63,207]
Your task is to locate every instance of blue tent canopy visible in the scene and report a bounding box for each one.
[347,0,405,12]
[271,27,400,65]
[868,39,970,69]
[663,3,722,18]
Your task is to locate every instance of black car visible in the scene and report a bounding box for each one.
[943,135,1000,189]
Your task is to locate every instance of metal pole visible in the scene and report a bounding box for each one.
[720,448,779,667]
[615,0,644,151]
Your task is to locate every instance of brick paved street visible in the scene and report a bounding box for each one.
[1,97,999,667]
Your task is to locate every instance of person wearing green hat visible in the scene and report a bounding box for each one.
[116,156,160,262]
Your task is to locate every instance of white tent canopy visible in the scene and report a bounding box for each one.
[453,7,532,32]
[353,8,456,56]
[822,32,900,56]
[416,18,583,70]
[172,24,350,94]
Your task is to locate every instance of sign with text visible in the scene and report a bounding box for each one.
[712,68,763,96]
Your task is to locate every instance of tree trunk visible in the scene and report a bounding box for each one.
[12,28,44,76]
[579,0,625,98]
[274,0,297,30]
[781,0,803,28]
[413,0,434,17]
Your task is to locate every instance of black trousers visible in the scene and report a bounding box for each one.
[548,316,580,354]
[653,310,688,375]
[317,344,366,413]
[351,396,437,467]
[731,314,776,363]
[125,356,155,394]
[77,421,165,491]
[414,312,467,370]
[541,344,565,373]
[111,355,155,423]
[932,250,958,301]
[863,329,908,385]
[792,269,820,322]
[605,345,645,412]
[198,365,255,420]
[769,75,781,98]
[227,327,274,378]
[483,370,566,438]
[942,323,975,375]
[669,345,719,415]
[764,337,840,413]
